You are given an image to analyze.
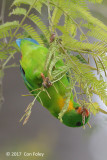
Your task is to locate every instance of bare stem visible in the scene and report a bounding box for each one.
[0,0,7,109]
[47,0,52,33]
[1,0,6,24]
[1,0,7,43]
[2,54,14,69]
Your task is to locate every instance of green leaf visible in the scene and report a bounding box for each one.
[22,24,44,45]
[80,34,87,41]
[88,0,103,3]
[0,51,8,59]
[87,102,100,115]
[0,21,19,39]
[51,6,63,31]
[11,0,35,6]
[29,14,50,42]
[9,7,27,16]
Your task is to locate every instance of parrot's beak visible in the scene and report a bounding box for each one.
[76,107,89,117]
[76,107,90,126]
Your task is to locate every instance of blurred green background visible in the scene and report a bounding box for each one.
[0,0,107,160]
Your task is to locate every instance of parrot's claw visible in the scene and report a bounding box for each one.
[41,73,52,88]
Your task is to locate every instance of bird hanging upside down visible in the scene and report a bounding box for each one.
[16,38,90,127]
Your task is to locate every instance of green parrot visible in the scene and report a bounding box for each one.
[16,38,90,127]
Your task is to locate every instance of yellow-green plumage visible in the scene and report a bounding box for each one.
[17,38,90,127]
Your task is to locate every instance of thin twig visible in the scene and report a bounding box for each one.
[4,64,19,69]
[47,0,52,33]
[44,89,51,99]
[98,56,107,77]
[1,0,6,24]
[52,83,59,93]
[1,0,7,43]
[0,0,7,110]
[2,53,14,68]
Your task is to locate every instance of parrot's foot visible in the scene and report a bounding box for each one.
[41,73,52,88]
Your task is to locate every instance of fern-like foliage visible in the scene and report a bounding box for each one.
[0,0,107,124]
[0,21,19,39]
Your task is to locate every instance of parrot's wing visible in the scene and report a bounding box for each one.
[16,38,39,48]
[20,65,33,90]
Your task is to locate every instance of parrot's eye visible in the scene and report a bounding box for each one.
[76,122,81,126]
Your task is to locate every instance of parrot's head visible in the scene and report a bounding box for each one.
[62,107,90,127]
[16,38,39,58]
[16,38,39,48]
